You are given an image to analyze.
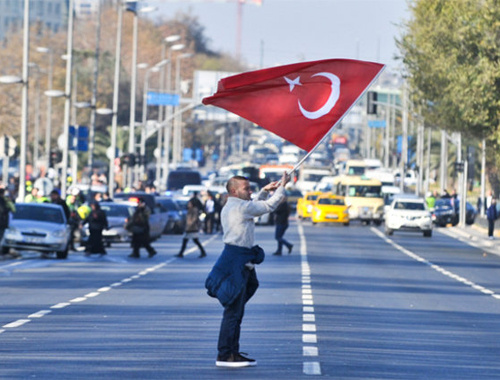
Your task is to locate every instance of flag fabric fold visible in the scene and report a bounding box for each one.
[202,59,385,152]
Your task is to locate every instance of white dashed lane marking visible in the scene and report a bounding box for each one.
[0,235,217,336]
[371,227,500,300]
[298,222,321,376]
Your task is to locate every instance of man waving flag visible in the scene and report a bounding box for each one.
[202,59,385,153]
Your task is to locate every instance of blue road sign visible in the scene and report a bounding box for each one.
[69,125,89,152]
[368,120,386,128]
[147,92,180,106]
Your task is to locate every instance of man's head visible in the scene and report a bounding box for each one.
[226,176,252,201]
[50,190,60,201]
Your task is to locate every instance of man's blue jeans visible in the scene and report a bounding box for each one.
[217,283,247,359]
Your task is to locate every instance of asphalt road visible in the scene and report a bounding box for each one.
[2,220,500,379]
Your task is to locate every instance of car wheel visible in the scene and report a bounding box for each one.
[343,222,350,226]
[56,248,68,259]
[385,228,393,236]
[423,230,432,237]
[374,220,382,226]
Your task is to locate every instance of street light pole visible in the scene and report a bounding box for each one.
[87,0,102,181]
[162,42,184,188]
[127,3,139,189]
[109,1,124,197]
[18,0,30,202]
[172,51,190,167]
[36,47,54,173]
[61,0,75,199]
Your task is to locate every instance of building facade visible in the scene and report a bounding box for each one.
[0,0,69,40]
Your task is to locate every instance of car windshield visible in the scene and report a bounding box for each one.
[318,198,345,206]
[101,205,133,218]
[303,173,327,182]
[348,185,382,198]
[394,201,426,210]
[13,205,64,224]
[159,199,179,211]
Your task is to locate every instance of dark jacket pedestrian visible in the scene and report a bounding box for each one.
[487,199,497,239]
[50,190,71,222]
[176,199,206,258]
[127,199,156,258]
[273,197,293,255]
[0,188,14,255]
[83,202,108,255]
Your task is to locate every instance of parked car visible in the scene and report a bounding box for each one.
[113,192,168,240]
[433,199,477,226]
[81,202,135,246]
[431,199,456,227]
[311,193,350,226]
[1,203,71,259]
[385,195,433,237]
[155,196,186,234]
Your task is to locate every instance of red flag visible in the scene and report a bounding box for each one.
[202,59,385,152]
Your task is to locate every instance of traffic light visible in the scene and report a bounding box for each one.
[49,150,61,167]
[129,153,136,166]
[454,161,464,173]
[121,154,130,166]
[367,91,378,115]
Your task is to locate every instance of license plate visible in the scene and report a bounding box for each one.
[326,214,338,219]
[25,237,42,244]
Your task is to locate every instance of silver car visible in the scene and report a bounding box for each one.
[1,203,71,259]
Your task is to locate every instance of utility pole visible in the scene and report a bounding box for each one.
[399,84,408,192]
[480,139,486,217]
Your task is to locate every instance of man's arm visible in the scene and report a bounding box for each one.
[244,172,291,217]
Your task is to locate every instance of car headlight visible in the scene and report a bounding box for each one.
[307,205,313,213]
[52,229,67,238]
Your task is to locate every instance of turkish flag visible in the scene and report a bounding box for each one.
[202,59,385,152]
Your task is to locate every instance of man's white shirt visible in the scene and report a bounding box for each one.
[221,186,285,249]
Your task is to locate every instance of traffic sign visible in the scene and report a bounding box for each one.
[0,135,17,157]
[147,92,180,106]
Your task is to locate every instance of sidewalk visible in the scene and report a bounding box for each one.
[437,217,500,257]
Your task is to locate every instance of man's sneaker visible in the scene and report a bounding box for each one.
[215,353,257,368]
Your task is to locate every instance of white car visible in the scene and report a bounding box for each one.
[1,203,71,259]
[385,195,433,237]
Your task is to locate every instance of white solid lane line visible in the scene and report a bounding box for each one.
[371,227,500,300]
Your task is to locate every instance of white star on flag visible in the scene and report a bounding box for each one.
[284,76,302,92]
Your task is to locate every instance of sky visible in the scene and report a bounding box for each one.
[152,0,410,72]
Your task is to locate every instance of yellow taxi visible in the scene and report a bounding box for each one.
[311,193,350,226]
[297,191,323,219]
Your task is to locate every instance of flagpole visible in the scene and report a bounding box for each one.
[288,65,386,176]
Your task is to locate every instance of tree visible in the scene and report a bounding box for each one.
[398,0,500,192]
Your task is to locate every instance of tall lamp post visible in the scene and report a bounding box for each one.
[36,47,54,172]
[60,0,75,199]
[0,0,30,200]
[162,43,185,188]
[109,1,125,197]
[125,1,157,189]
[140,59,169,179]
[172,53,192,166]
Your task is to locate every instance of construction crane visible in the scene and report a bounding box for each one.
[151,0,263,60]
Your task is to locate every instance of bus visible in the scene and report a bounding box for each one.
[331,175,384,225]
